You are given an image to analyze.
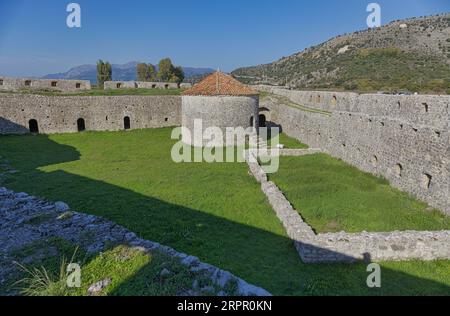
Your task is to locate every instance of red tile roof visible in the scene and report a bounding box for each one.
[182,72,259,96]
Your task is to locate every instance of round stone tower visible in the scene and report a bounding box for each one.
[181,72,259,147]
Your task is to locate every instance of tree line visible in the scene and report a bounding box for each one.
[97,58,185,88]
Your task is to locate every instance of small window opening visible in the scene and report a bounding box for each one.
[371,155,378,167]
[124,116,131,130]
[77,118,86,132]
[331,96,337,106]
[421,174,432,190]
[28,119,39,134]
[394,164,403,178]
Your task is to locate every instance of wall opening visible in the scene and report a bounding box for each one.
[75,83,81,89]
[165,118,169,122]
[435,131,441,138]
[394,164,403,178]
[423,103,429,113]
[28,119,39,134]
[152,84,157,89]
[331,96,337,107]
[116,83,122,89]
[371,155,378,168]
[397,101,401,109]
[250,116,254,127]
[51,81,57,87]
[421,174,432,190]
[124,116,131,130]
[0,79,3,85]
[77,118,86,132]
[24,80,31,87]
[259,114,267,127]
[165,84,169,89]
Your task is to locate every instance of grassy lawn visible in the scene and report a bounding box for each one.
[0,129,449,295]
[270,154,450,233]
[261,92,332,116]
[0,88,183,96]
[269,132,309,149]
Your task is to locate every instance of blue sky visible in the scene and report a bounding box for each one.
[0,0,449,77]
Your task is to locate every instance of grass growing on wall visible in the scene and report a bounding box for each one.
[261,92,332,116]
[270,154,450,233]
[268,132,309,149]
[0,128,449,295]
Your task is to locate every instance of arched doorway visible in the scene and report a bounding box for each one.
[124,116,131,130]
[28,119,39,134]
[259,114,267,127]
[77,118,86,132]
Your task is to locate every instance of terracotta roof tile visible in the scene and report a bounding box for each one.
[182,72,258,96]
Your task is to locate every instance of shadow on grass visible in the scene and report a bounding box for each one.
[0,127,449,296]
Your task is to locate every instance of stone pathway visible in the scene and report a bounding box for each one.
[0,187,271,296]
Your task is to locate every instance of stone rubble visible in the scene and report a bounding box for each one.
[0,187,271,296]
[88,278,112,296]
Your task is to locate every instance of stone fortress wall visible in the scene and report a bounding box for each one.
[0,87,449,215]
[0,77,91,92]
[0,94,181,134]
[104,81,192,90]
[0,76,191,93]
[182,95,259,147]
[257,85,450,216]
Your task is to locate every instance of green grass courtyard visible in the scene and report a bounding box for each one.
[0,128,449,295]
[269,154,450,233]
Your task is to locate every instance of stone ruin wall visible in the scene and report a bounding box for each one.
[104,81,192,90]
[0,94,181,134]
[0,87,449,215]
[257,86,450,216]
[0,77,91,92]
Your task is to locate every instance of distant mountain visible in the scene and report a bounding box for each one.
[232,13,450,93]
[42,62,214,83]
